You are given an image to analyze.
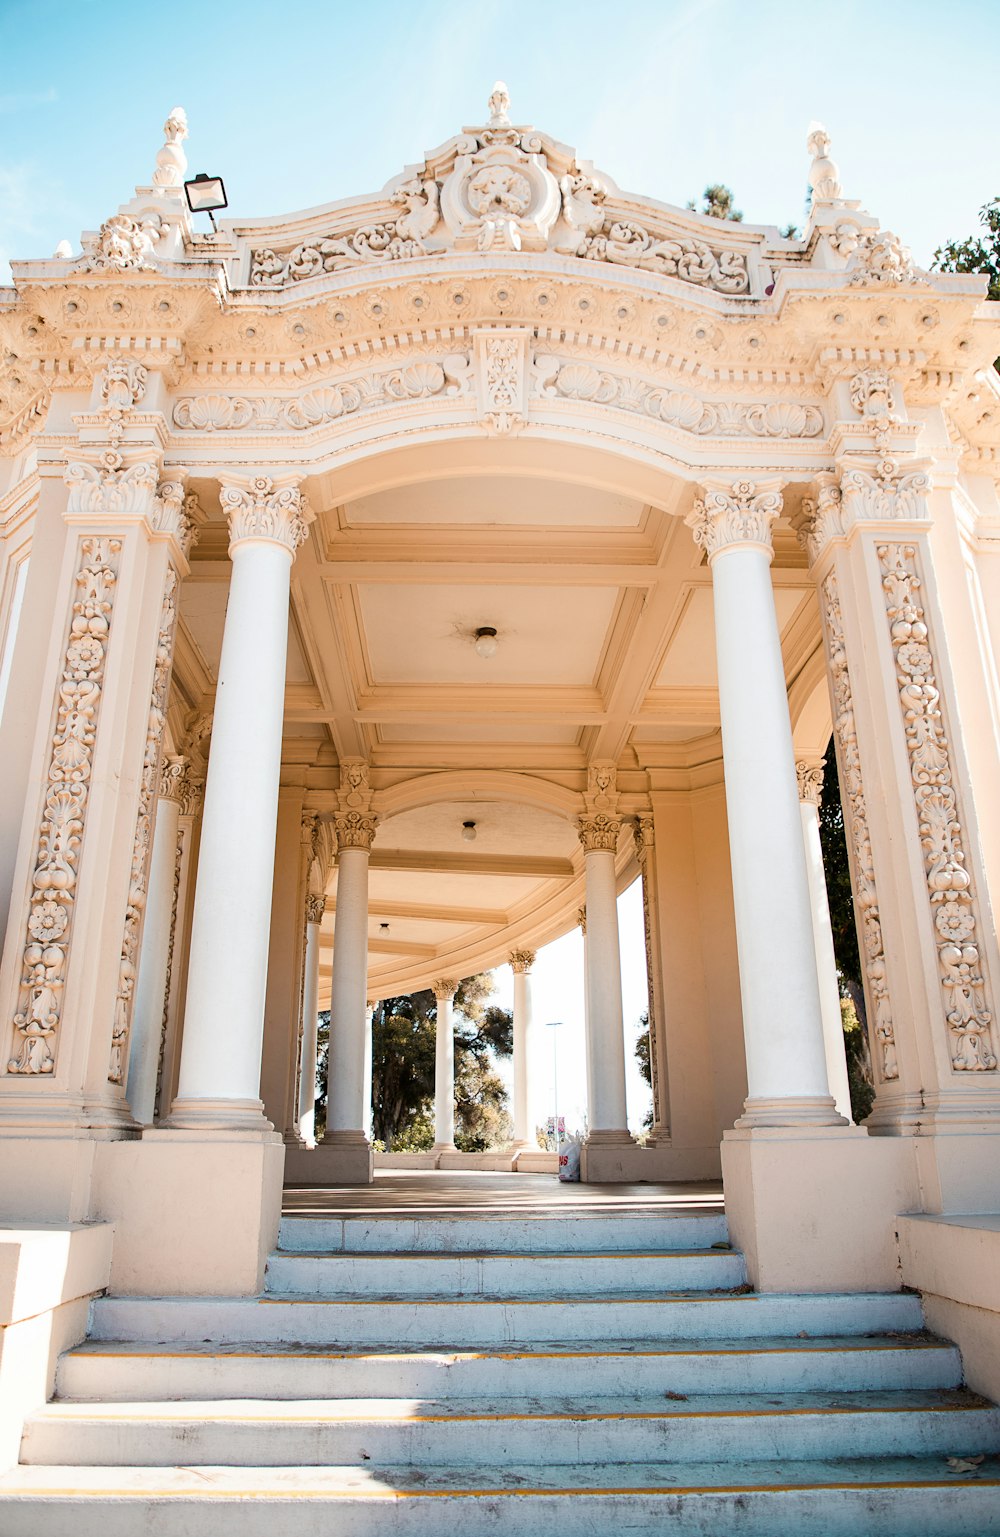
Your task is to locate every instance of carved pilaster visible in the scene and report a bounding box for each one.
[877,542,997,1072]
[821,570,897,1082]
[508,950,536,974]
[219,473,313,555]
[7,536,122,1076]
[685,479,783,561]
[795,761,825,808]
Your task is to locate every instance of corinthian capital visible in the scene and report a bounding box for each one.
[432,978,458,1001]
[579,811,620,853]
[305,892,327,925]
[332,810,378,851]
[158,754,192,804]
[796,760,825,807]
[508,949,536,973]
[219,473,313,555]
[64,450,160,521]
[685,478,784,561]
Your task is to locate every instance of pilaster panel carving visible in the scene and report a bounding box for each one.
[474,330,529,434]
[109,557,182,1084]
[7,537,122,1075]
[686,479,782,560]
[219,475,312,554]
[877,542,997,1072]
[821,571,897,1081]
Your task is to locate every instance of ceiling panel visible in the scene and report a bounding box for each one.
[378,722,580,745]
[358,583,619,686]
[376,801,577,859]
[344,476,645,528]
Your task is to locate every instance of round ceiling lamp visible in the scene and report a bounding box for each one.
[474,626,498,659]
[462,821,477,842]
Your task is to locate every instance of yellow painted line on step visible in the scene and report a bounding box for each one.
[9,1480,1000,1501]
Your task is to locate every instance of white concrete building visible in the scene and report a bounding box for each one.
[0,92,999,1529]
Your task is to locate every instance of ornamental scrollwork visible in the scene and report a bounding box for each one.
[250,178,442,285]
[8,538,122,1075]
[877,542,997,1071]
[821,571,898,1081]
[848,229,925,288]
[109,564,180,1085]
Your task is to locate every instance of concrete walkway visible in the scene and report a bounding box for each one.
[282,1169,725,1216]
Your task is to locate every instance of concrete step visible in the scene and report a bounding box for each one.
[3,1457,1000,1535]
[56,1333,963,1402]
[278,1212,728,1253]
[263,1247,746,1297]
[21,1388,1000,1469]
[89,1288,926,1347]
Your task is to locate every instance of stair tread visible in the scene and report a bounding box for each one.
[65,1331,951,1359]
[271,1247,738,1259]
[5,1455,1000,1496]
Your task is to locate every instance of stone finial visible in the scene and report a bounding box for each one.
[153,106,189,189]
[488,80,511,127]
[807,121,843,208]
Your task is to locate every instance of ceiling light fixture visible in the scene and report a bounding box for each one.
[462,820,477,842]
[474,625,498,659]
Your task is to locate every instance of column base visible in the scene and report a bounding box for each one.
[91,1128,284,1295]
[734,1095,848,1129]
[165,1096,275,1133]
[286,1133,373,1185]
[432,1141,458,1153]
[580,1130,639,1183]
[721,1124,919,1292]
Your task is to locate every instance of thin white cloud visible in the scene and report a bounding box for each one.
[0,86,58,113]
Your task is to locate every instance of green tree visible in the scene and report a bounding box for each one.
[633,1012,654,1132]
[315,973,513,1150]
[933,198,1000,302]
[687,184,743,223]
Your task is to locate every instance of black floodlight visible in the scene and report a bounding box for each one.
[183,172,228,230]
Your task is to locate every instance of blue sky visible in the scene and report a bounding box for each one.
[1,0,996,283]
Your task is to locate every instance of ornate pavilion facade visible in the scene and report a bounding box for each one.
[0,88,998,1318]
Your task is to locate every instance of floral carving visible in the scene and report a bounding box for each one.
[172,356,470,433]
[849,230,925,288]
[578,812,620,852]
[534,358,822,439]
[109,565,180,1084]
[508,950,536,973]
[821,571,897,1081]
[686,480,783,559]
[574,216,750,293]
[432,978,458,1000]
[841,466,931,522]
[86,213,163,272]
[877,543,996,1071]
[249,179,441,285]
[220,476,312,553]
[478,334,525,433]
[65,452,159,519]
[8,538,121,1075]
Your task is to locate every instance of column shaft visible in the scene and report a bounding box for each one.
[298,915,321,1145]
[584,848,630,1137]
[798,787,853,1122]
[433,985,457,1149]
[127,789,181,1124]
[323,848,370,1140]
[510,954,536,1148]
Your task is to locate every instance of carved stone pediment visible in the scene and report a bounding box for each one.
[440,132,561,253]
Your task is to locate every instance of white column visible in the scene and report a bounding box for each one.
[797,761,854,1123]
[322,839,373,1149]
[509,950,536,1149]
[687,480,842,1128]
[297,892,325,1146]
[580,814,633,1144]
[363,1001,376,1140]
[126,757,189,1124]
[432,980,458,1150]
[170,475,311,1131]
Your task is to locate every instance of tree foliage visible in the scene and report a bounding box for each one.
[933,198,1000,302]
[687,184,743,223]
[315,973,512,1151]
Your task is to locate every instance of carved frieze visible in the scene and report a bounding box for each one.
[172,356,471,433]
[877,542,997,1072]
[8,537,122,1076]
[821,571,897,1081]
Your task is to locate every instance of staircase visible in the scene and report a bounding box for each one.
[3,1202,1000,1534]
